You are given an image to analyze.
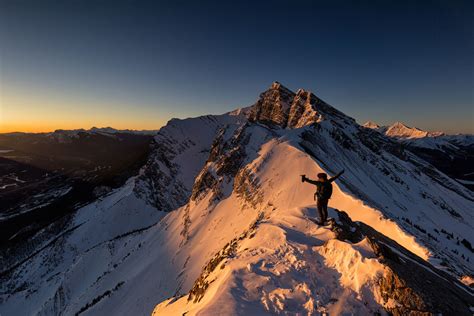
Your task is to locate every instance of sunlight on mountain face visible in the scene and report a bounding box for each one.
[2,83,472,316]
[1,0,473,314]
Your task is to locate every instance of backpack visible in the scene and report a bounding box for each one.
[316,182,333,200]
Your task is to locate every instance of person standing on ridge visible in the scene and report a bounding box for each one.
[301,170,344,225]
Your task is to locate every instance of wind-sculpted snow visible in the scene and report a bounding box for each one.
[2,82,473,315]
[155,208,387,315]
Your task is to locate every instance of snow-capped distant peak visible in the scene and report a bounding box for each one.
[362,121,445,139]
[385,122,444,139]
[363,121,381,129]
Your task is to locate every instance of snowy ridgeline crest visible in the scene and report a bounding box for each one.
[1,82,474,315]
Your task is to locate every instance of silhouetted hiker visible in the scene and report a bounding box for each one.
[301,170,344,225]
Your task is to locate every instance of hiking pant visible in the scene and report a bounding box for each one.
[317,198,329,223]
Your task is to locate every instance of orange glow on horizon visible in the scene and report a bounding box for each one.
[0,87,168,133]
[0,122,163,134]
[1,82,473,135]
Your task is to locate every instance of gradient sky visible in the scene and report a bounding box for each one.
[1,0,473,133]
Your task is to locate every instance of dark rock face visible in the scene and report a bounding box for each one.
[248,82,354,129]
[233,166,263,207]
[287,89,316,128]
[135,116,229,212]
[190,169,218,202]
[135,136,189,212]
[332,210,474,315]
[248,81,296,127]
[190,124,250,204]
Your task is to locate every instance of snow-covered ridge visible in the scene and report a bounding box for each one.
[1,82,473,315]
[152,123,473,315]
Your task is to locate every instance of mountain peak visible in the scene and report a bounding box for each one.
[248,82,348,128]
[385,122,430,139]
[392,121,409,128]
[247,82,296,127]
[268,81,294,95]
[363,121,381,129]
[270,81,282,90]
[386,122,445,139]
[363,121,446,140]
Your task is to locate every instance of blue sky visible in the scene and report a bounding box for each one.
[1,0,473,133]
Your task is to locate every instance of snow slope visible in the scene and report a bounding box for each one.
[154,123,473,314]
[2,82,473,315]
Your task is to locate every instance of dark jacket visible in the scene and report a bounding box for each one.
[302,170,344,200]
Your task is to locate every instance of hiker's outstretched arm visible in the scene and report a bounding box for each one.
[329,169,345,182]
[302,175,320,186]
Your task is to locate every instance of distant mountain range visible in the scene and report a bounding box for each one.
[2,126,158,141]
[364,121,445,138]
[363,120,473,146]
[363,121,474,189]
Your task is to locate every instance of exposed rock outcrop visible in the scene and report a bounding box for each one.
[248,81,353,129]
[287,89,320,128]
[248,81,295,127]
[332,210,474,315]
[187,212,264,303]
[190,124,250,203]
